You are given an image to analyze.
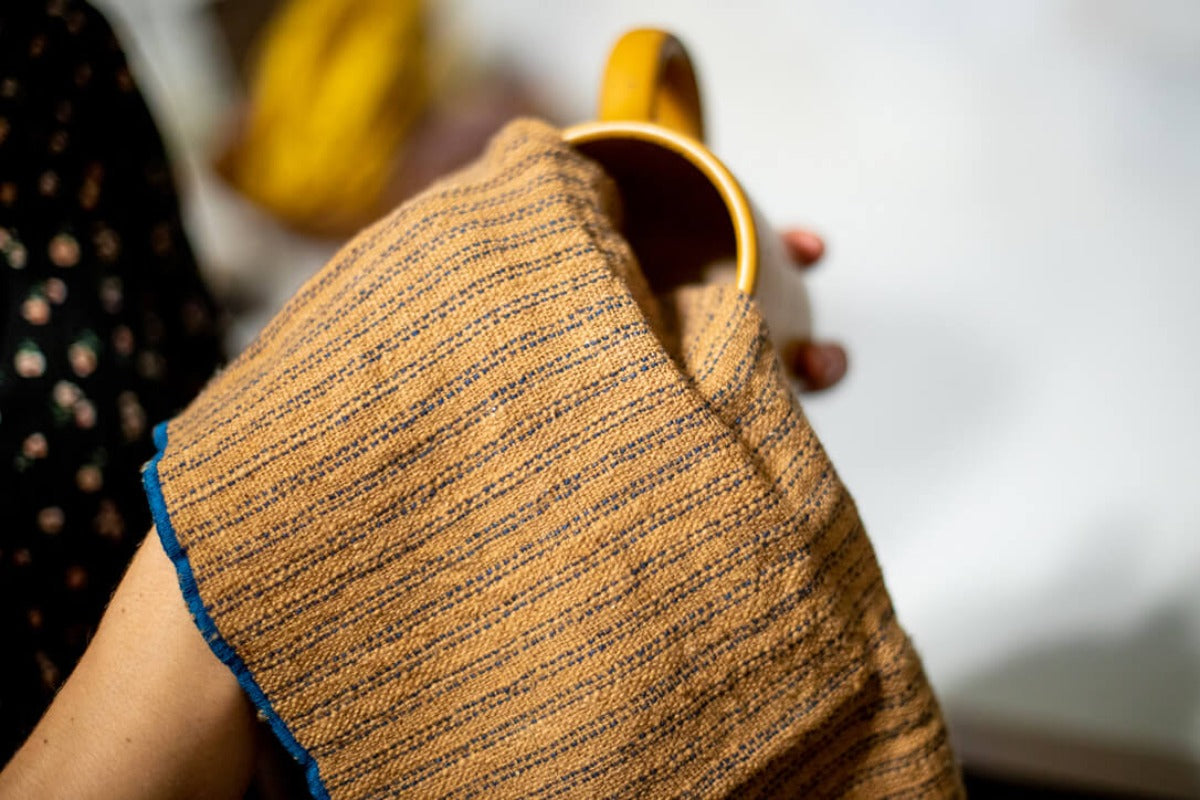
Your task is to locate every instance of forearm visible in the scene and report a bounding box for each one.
[0,531,259,800]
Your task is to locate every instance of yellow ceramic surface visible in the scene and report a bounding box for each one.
[564,29,759,295]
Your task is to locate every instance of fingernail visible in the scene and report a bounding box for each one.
[782,230,825,268]
[790,341,848,391]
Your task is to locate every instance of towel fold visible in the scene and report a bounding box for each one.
[144,119,962,799]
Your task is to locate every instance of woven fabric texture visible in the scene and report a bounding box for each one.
[144,119,962,799]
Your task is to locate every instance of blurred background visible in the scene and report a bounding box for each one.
[89,0,1200,795]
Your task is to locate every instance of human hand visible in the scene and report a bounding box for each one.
[779,229,849,393]
[0,533,260,800]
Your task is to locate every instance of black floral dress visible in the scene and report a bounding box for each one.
[0,0,223,759]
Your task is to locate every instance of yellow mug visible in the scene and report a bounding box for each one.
[563,29,811,338]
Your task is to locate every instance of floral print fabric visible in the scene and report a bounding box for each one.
[0,0,223,758]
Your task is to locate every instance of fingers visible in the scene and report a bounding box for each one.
[785,340,848,392]
[780,228,846,391]
[782,228,825,268]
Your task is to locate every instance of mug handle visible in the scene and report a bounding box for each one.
[597,29,705,142]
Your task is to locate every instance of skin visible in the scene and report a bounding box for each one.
[0,533,260,800]
[780,228,848,393]
[0,230,844,799]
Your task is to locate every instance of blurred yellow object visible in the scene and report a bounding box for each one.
[219,0,429,236]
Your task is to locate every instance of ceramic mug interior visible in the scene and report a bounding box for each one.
[565,121,757,296]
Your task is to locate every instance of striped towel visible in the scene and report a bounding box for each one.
[143,119,962,799]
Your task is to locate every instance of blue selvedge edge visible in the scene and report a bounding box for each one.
[143,420,331,800]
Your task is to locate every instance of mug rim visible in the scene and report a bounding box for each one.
[563,120,759,296]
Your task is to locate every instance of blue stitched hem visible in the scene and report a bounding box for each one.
[143,420,330,800]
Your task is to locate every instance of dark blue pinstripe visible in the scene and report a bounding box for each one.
[327,485,856,791]
[173,218,608,482]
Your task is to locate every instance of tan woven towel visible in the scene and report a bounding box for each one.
[143,119,962,799]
